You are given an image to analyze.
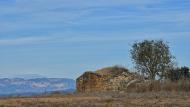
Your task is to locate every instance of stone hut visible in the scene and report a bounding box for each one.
[76,66,141,92]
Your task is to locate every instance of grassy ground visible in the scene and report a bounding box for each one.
[0,92,190,107]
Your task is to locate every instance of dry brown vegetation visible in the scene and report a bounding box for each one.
[0,94,189,107]
[127,79,190,93]
[0,92,190,107]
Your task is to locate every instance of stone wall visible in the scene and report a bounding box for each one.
[76,72,106,92]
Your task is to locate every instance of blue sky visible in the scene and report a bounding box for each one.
[0,0,190,79]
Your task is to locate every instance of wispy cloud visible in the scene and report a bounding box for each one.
[0,36,51,45]
[0,36,127,45]
[0,0,168,31]
[1,31,189,45]
[0,0,189,45]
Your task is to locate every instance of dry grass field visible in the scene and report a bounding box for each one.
[0,92,190,107]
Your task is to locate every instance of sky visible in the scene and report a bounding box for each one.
[0,0,190,79]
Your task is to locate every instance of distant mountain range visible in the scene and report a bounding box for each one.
[12,74,46,79]
[0,78,76,96]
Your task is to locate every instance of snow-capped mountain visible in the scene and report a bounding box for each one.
[0,78,76,95]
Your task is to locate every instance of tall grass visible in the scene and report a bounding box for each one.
[127,79,190,93]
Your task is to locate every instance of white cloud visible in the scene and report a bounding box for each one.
[0,0,189,33]
[0,36,51,45]
[0,0,189,46]
[0,36,125,45]
[0,32,189,45]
